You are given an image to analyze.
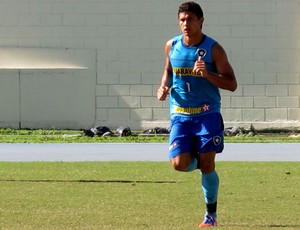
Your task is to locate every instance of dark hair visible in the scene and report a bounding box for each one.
[178,1,204,19]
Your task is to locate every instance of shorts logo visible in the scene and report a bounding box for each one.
[213,136,221,146]
[169,142,177,150]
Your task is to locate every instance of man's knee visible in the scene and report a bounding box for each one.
[200,162,215,174]
[171,153,191,172]
[199,152,216,174]
[171,161,188,171]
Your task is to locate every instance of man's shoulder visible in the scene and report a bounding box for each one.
[202,34,217,46]
[166,34,182,50]
[171,34,183,46]
[172,34,183,40]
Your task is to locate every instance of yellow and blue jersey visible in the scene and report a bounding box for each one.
[169,34,221,118]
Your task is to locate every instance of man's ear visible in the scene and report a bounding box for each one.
[199,17,204,26]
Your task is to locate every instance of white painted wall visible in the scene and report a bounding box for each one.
[0,0,299,129]
[0,48,96,129]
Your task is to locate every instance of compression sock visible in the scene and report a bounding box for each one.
[184,157,198,172]
[201,170,219,218]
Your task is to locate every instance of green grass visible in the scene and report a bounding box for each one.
[0,162,299,229]
[0,128,299,143]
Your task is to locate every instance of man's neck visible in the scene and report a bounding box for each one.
[183,32,204,46]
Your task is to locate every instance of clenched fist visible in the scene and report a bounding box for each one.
[192,56,206,77]
[157,86,169,101]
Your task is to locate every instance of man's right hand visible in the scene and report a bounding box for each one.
[157,86,169,101]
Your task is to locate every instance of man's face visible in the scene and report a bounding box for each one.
[178,12,203,36]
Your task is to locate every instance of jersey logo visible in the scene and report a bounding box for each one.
[197,48,207,58]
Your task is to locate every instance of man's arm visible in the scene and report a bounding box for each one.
[194,43,237,92]
[157,39,173,101]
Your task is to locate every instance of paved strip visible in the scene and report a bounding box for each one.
[218,143,300,161]
[0,143,299,162]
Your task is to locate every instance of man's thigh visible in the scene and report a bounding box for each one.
[196,113,224,154]
[168,117,195,159]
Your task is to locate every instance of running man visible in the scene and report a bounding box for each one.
[157,1,237,227]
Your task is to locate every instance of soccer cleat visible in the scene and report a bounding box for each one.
[199,215,217,227]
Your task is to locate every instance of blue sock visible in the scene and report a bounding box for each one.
[184,158,198,172]
[201,170,219,218]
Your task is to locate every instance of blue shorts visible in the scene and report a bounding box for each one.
[168,113,224,159]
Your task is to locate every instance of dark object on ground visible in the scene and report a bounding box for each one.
[143,127,170,135]
[116,126,132,136]
[224,124,257,136]
[84,126,114,137]
[83,129,95,137]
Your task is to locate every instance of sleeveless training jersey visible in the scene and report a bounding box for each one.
[169,34,220,118]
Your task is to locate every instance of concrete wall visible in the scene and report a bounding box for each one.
[0,0,299,129]
[0,48,96,129]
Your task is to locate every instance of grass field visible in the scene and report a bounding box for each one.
[0,129,299,229]
[0,162,299,229]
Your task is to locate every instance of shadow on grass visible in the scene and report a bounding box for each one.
[223,224,300,228]
[266,224,300,228]
[0,179,178,184]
